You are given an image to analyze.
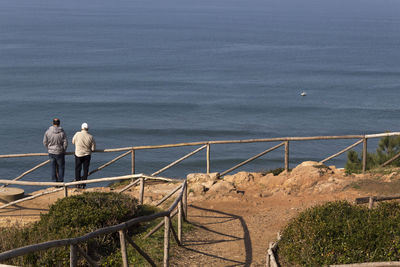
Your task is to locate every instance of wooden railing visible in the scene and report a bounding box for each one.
[356,195,400,209]
[2,132,400,265]
[2,132,400,211]
[2,132,400,185]
[0,175,188,267]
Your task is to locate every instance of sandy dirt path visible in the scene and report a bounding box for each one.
[170,190,362,266]
[0,172,386,266]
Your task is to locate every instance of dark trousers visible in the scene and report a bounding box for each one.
[75,155,91,186]
[49,153,65,182]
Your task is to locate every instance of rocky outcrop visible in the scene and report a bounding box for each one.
[186,161,352,199]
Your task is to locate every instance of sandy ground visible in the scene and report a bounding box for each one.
[170,190,362,266]
[1,162,400,266]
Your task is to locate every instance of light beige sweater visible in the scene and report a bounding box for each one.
[72,130,96,157]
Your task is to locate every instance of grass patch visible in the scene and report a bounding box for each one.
[103,207,192,266]
[368,166,400,176]
[109,179,132,189]
[278,201,400,266]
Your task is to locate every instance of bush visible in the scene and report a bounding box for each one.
[345,136,400,174]
[376,136,400,166]
[278,201,400,266]
[0,192,139,266]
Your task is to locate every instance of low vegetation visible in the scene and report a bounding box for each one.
[278,201,400,266]
[262,167,287,176]
[0,192,188,266]
[346,135,400,174]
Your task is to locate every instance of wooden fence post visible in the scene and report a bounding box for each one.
[206,143,210,174]
[70,244,78,267]
[284,141,289,171]
[131,149,135,175]
[183,183,188,221]
[362,137,367,173]
[64,186,68,198]
[139,177,144,205]
[178,201,182,243]
[119,230,129,267]
[368,196,374,209]
[164,216,171,267]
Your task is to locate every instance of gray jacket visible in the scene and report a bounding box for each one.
[43,126,68,154]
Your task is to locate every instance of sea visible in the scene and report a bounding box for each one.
[1,0,400,192]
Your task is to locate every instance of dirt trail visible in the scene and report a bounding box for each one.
[170,191,361,266]
[1,162,400,266]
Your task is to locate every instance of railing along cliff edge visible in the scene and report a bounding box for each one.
[2,132,400,266]
[1,132,400,178]
[0,177,187,267]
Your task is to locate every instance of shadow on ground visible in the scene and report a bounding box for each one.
[172,204,252,267]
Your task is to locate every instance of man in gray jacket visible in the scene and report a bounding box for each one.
[72,122,96,189]
[43,118,68,182]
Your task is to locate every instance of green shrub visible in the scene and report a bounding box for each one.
[376,136,400,166]
[278,201,400,266]
[0,192,139,266]
[345,136,400,174]
[345,150,376,174]
[345,150,363,174]
[262,167,287,176]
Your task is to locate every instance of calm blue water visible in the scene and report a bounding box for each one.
[1,0,400,192]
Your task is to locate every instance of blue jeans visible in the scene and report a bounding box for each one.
[49,153,65,182]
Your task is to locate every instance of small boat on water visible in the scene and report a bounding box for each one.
[300,91,307,96]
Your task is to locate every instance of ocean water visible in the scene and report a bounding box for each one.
[1,0,400,192]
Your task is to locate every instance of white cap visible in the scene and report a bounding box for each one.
[81,122,88,130]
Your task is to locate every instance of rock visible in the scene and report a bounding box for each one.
[261,192,273,198]
[187,172,220,183]
[223,172,254,185]
[261,173,286,188]
[383,172,398,182]
[189,183,205,195]
[202,180,216,190]
[208,181,236,194]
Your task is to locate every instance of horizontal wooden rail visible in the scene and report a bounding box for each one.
[0,174,178,188]
[0,174,144,187]
[1,159,50,188]
[0,188,64,210]
[355,195,400,204]
[2,132,400,159]
[0,152,74,159]
[364,132,400,139]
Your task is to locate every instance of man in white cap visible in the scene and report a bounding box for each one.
[72,122,96,189]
